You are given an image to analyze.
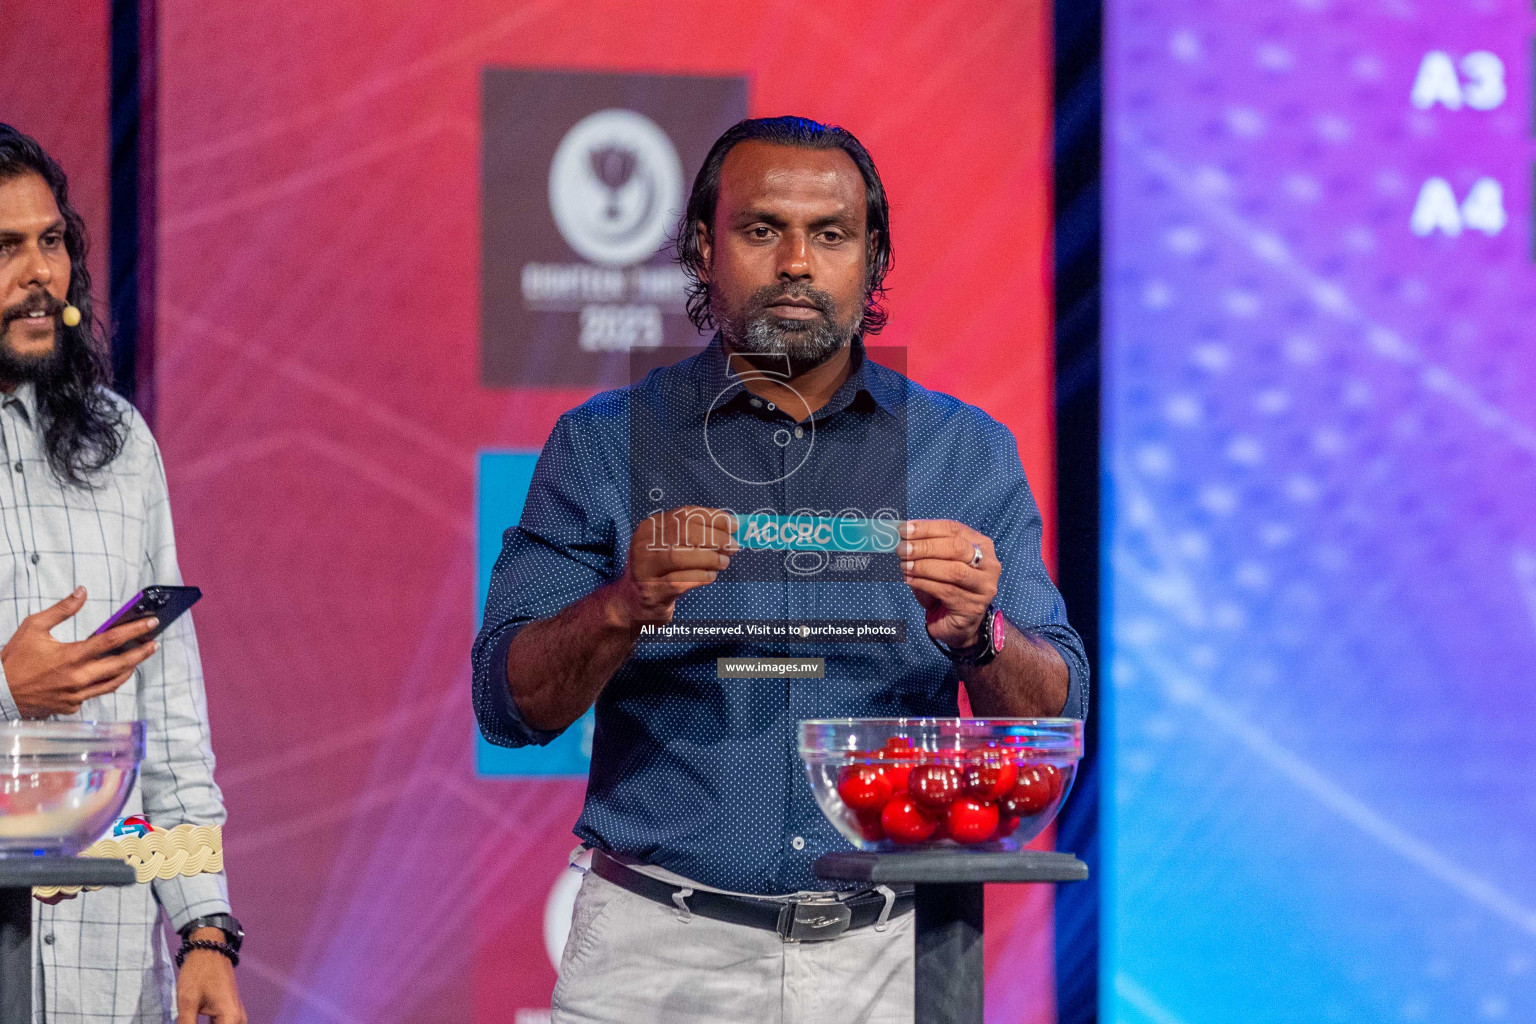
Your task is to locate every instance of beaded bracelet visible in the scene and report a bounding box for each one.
[175,939,239,969]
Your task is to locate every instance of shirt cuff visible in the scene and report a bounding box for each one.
[486,624,566,747]
[154,870,231,932]
[0,661,20,721]
[1037,635,1088,720]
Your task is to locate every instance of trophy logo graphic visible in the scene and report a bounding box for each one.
[590,145,638,221]
[548,109,683,267]
[481,69,746,385]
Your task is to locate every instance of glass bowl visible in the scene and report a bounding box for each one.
[799,718,1082,851]
[0,721,145,855]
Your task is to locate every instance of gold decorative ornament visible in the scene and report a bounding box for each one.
[33,824,223,900]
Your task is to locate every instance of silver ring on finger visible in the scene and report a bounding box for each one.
[969,543,984,569]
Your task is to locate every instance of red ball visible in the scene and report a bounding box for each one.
[1001,764,1062,817]
[881,795,939,844]
[836,764,894,811]
[874,748,914,793]
[992,815,1022,841]
[853,809,886,841]
[961,756,1018,801]
[945,798,1001,844]
[907,763,964,811]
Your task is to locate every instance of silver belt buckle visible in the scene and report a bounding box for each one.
[777,898,853,942]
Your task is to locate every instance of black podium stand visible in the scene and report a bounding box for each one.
[0,857,136,1022]
[815,849,1088,1024]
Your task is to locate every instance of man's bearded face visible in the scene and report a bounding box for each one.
[0,288,67,383]
[708,279,863,373]
[701,142,872,375]
[0,172,71,384]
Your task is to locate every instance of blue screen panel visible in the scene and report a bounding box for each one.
[476,449,595,777]
[1106,3,1536,1020]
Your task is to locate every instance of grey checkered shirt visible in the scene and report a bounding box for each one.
[0,384,230,1023]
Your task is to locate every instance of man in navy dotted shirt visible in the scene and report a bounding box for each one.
[473,116,1087,1024]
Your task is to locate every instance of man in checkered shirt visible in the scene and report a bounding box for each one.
[0,126,245,1021]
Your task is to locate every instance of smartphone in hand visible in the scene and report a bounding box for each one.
[92,586,202,656]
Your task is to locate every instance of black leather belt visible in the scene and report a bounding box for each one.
[590,850,913,942]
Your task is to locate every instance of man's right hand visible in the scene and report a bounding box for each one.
[1,588,161,718]
[605,506,737,630]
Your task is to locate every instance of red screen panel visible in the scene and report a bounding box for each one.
[2,1,110,312]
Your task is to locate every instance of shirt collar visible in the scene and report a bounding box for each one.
[693,333,903,419]
[1,383,38,427]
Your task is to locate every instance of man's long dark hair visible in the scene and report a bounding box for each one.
[676,116,894,335]
[0,125,125,487]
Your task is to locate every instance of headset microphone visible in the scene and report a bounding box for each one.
[61,305,81,327]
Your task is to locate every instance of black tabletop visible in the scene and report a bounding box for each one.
[0,856,136,889]
[814,849,1089,885]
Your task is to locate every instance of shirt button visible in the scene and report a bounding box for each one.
[43,933,55,945]
[750,398,763,408]
[791,836,806,851]
[11,462,20,473]
[29,553,39,565]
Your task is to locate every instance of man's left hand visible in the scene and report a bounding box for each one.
[899,519,999,649]
[176,928,247,1024]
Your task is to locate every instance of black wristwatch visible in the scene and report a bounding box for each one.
[931,604,1006,667]
[179,913,244,953]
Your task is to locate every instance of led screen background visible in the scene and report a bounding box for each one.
[1106,1,1536,1021]
[1,1,109,309]
[149,2,1062,1021]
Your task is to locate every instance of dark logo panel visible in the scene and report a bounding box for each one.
[480,69,748,387]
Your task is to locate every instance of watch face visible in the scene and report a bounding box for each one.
[188,915,243,949]
[990,610,1006,652]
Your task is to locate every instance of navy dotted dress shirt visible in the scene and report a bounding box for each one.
[472,336,1088,895]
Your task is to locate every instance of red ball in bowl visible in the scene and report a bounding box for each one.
[961,756,1018,801]
[836,764,894,812]
[874,745,915,793]
[881,795,940,844]
[945,798,1001,844]
[1001,764,1062,817]
[853,809,886,841]
[908,764,964,812]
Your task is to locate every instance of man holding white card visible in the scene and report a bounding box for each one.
[473,116,1086,1024]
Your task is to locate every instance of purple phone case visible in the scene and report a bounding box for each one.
[92,586,202,650]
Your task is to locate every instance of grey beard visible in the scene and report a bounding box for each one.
[733,313,847,367]
[714,290,862,374]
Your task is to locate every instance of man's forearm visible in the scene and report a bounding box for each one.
[503,584,639,732]
[959,622,1070,718]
